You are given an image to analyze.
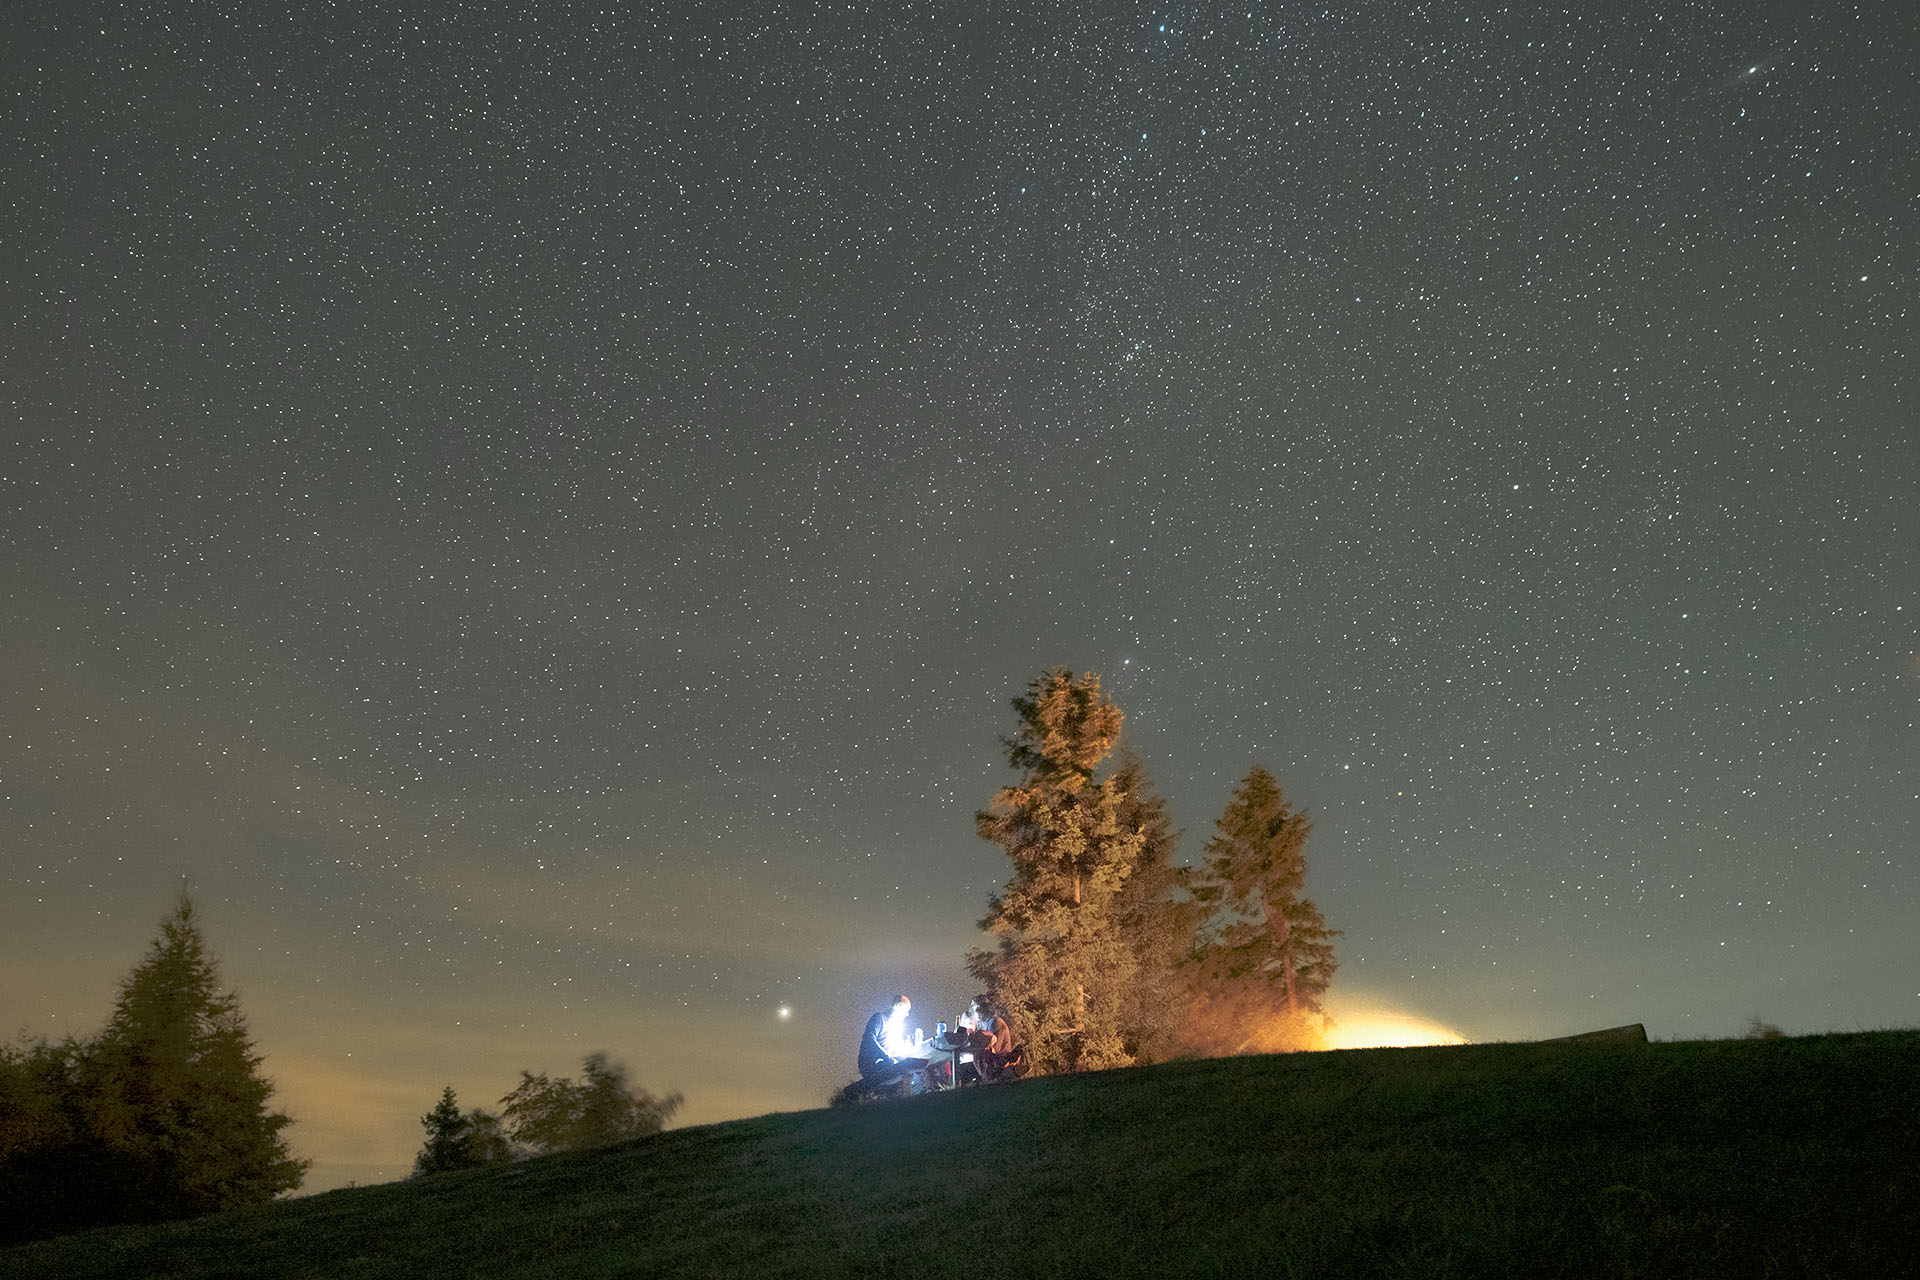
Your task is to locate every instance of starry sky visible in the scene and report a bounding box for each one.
[4,0,1915,1192]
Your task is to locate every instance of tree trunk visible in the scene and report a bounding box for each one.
[1259,893,1297,1013]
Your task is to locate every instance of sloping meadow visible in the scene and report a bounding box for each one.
[6,1031,1915,1278]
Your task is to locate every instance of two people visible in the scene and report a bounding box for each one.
[857,993,1020,1093]
[968,997,1020,1083]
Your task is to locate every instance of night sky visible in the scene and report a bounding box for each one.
[4,1,1915,1192]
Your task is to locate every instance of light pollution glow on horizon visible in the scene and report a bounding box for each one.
[1319,999,1471,1051]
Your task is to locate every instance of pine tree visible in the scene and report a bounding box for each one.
[413,1086,512,1175]
[414,1087,469,1176]
[1108,746,1196,1064]
[969,667,1143,1074]
[1190,766,1340,1032]
[80,893,307,1219]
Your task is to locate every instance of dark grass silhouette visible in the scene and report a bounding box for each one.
[5,1031,1914,1279]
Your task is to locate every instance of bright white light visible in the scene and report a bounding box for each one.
[882,1005,915,1057]
[777,1005,791,1020]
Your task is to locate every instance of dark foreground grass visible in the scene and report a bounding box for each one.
[4,1031,1914,1279]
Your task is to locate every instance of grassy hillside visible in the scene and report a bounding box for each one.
[5,1031,1914,1279]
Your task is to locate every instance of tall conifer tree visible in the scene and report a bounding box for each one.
[970,667,1142,1073]
[81,893,307,1219]
[1191,766,1340,1021]
[1108,745,1195,1064]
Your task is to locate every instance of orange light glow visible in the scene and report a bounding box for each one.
[1320,1003,1467,1050]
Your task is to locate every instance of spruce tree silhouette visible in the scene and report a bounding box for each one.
[77,893,308,1222]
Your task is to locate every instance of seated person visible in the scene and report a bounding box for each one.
[858,993,931,1092]
[953,999,988,1083]
[973,999,1022,1082]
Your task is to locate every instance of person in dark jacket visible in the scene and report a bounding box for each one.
[858,993,930,1090]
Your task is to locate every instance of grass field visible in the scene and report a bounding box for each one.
[4,1031,1914,1278]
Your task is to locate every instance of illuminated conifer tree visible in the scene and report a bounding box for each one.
[1191,766,1339,1021]
[970,667,1143,1073]
[1108,745,1196,1064]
